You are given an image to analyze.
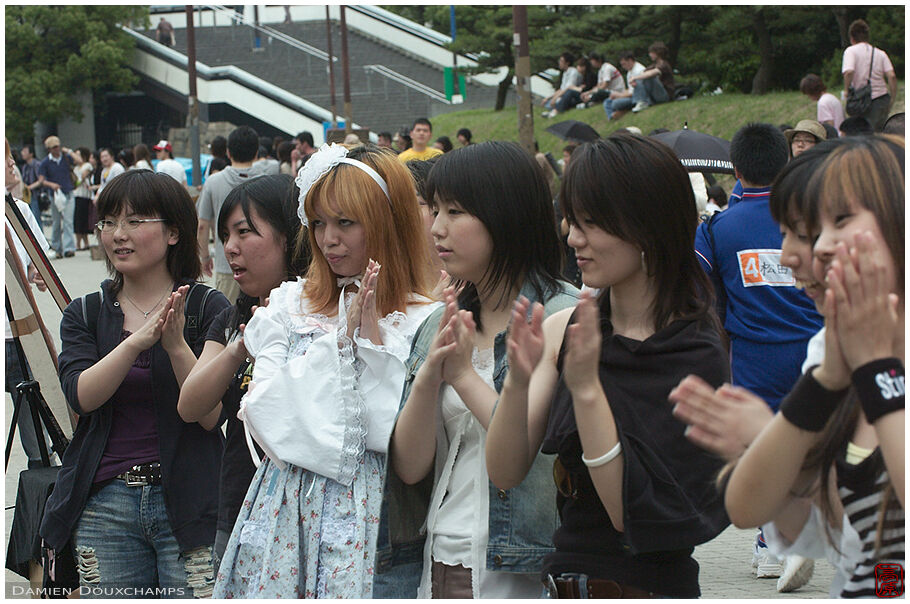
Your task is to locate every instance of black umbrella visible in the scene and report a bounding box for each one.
[651,125,733,174]
[545,120,600,143]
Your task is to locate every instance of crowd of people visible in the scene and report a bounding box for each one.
[2,16,903,600]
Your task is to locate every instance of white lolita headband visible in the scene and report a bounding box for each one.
[295,143,391,227]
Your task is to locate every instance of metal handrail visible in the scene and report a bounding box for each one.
[203,5,336,62]
[363,64,451,104]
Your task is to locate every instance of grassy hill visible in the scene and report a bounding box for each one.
[429,85,905,157]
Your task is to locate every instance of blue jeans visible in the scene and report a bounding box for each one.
[603,95,634,119]
[73,480,214,598]
[50,190,75,254]
[555,89,583,112]
[631,77,669,107]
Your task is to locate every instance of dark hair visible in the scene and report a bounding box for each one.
[822,123,839,140]
[99,147,115,160]
[456,128,472,142]
[706,184,726,204]
[95,170,202,295]
[208,156,229,174]
[405,157,438,200]
[434,136,453,153]
[117,148,134,168]
[132,143,150,165]
[210,135,228,158]
[588,51,603,63]
[618,50,635,62]
[21,144,34,157]
[378,131,393,141]
[76,146,92,164]
[840,116,874,136]
[411,117,432,132]
[561,133,715,330]
[277,141,294,164]
[799,73,826,97]
[258,145,269,160]
[559,51,575,65]
[778,124,793,133]
[563,144,578,156]
[426,141,564,330]
[848,18,870,43]
[296,131,314,147]
[259,136,275,158]
[729,122,788,186]
[648,41,669,60]
[228,126,260,163]
[882,112,905,136]
[575,56,590,69]
[217,174,308,337]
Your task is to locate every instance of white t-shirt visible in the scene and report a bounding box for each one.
[598,62,626,94]
[97,162,125,197]
[842,42,894,100]
[156,158,188,185]
[625,61,647,89]
[816,92,845,130]
[560,66,582,90]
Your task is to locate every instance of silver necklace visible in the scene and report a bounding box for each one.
[123,285,173,318]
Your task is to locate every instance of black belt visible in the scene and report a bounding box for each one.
[545,574,661,599]
[115,462,162,486]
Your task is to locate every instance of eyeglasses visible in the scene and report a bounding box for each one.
[792,136,816,145]
[96,218,166,232]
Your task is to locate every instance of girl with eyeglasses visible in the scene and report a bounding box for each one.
[486,134,730,598]
[40,170,230,597]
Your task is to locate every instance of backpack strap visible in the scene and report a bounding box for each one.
[81,290,103,336]
[183,282,214,345]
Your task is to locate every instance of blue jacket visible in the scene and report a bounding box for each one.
[373,278,580,598]
[40,280,229,552]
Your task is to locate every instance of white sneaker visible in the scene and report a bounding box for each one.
[777,555,814,592]
[632,101,650,113]
[751,541,782,578]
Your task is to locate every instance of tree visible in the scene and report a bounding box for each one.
[6,6,149,141]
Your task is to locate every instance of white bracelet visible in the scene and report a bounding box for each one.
[581,441,622,468]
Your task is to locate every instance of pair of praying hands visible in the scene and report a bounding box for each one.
[423,286,478,389]
[345,259,383,346]
[507,290,602,398]
[128,285,191,355]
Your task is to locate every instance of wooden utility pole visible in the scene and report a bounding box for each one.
[325,7,338,127]
[185,6,201,188]
[339,6,352,134]
[513,6,534,155]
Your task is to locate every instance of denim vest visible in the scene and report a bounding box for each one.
[373,279,580,598]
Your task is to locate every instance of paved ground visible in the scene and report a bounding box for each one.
[4,240,834,598]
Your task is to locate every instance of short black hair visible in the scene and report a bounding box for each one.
[21,144,34,157]
[228,125,260,163]
[706,184,726,203]
[729,122,788,186]
[95,170,202,294]
[559,51,575,65]
[882,112,905,136]
[405,157,438,200]
[619,50,635,62]
[259,136,275,157]
[277,140,294,164]
[412,117,432,132]
[209,136,227,158]
[839,116,874,137]
[426,141,564,329]
[822,123,839,140]
[208,156,229,173]
[435,136,453,153]
[589,51,603,63]
[848,19,869,43]
[378,131,392,141]
[296,131,314,147]
[456,128,472,142]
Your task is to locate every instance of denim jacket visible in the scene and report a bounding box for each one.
[373,279,580,597]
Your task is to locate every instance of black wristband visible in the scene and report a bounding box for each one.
[780,369,848,432]
[852,358,905,424]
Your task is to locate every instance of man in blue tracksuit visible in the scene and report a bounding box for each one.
[693,122,823,583]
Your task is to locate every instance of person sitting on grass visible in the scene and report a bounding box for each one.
[581,52,626,107]
[629,42,676,114]
[602,51,646,121]
[541,52,583,118]
[551,57,597,116]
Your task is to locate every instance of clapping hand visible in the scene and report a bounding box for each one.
[346,259,382,345]
[441,308,477,389]
[562,290,602,401]
[506,296,545,386]
[160,285,189,354]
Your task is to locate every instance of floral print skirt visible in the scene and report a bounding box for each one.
[213,452,386,598]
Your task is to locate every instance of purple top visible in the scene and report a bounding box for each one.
[93,331,161,483]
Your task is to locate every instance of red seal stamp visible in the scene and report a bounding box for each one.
[875,562,904,598]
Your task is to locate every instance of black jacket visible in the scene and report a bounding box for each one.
[40,279,229,551]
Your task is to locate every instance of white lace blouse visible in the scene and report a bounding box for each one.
[238,278,439,483]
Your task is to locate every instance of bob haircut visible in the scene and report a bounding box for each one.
[217,174,308,280]
[805,134,904,289]
[561,133,714,330]
[769,139,848,232]
[301,143,434,316]
[425,140,563,330]
[95,169,202,295]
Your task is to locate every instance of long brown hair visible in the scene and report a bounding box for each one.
[301,144,434,316]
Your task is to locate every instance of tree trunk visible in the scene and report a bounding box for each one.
[832,7,850,48]
[751,8,773,95]
[495,69,512,111]
[667,6,683,67]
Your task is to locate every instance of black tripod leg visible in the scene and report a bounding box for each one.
[30,387,68,460]
[5,387,24,471]
[27,389,52,467]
